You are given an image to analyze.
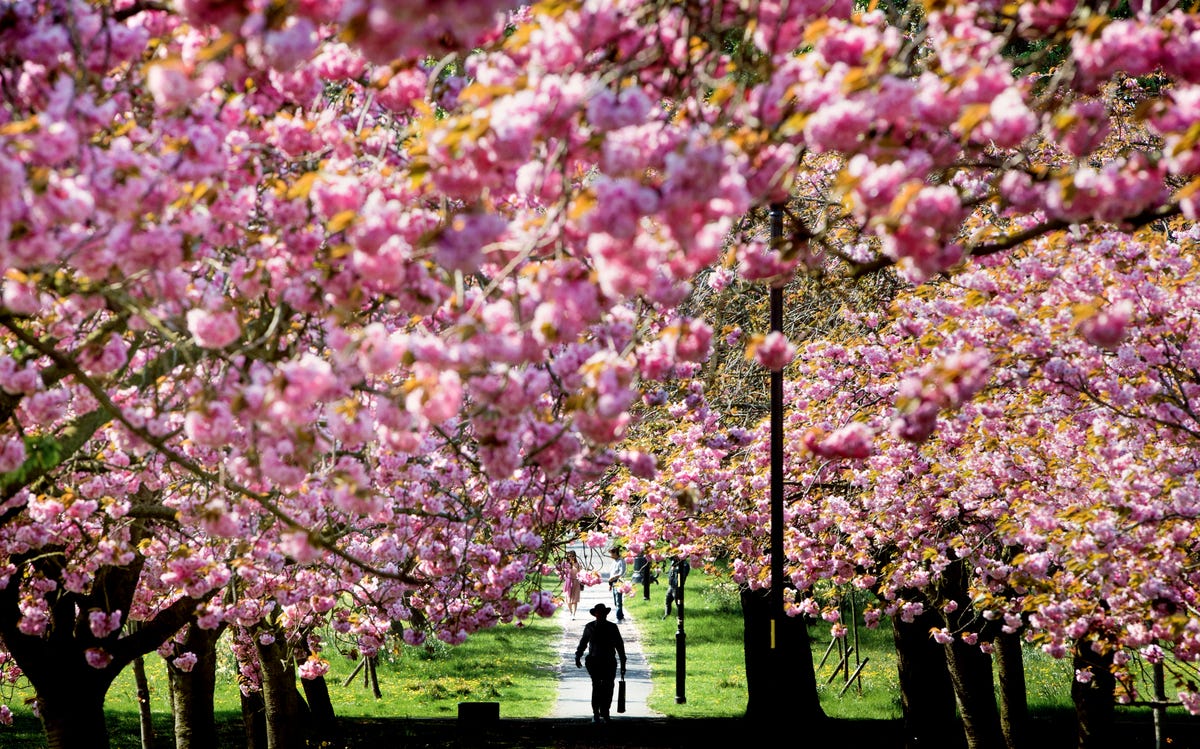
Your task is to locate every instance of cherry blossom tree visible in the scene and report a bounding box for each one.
[5,1,1200,747]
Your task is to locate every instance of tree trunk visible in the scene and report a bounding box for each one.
[242,689,268,749]
[893,608,960,749]
[740,587,824,722]
[169,624,225,749]
[995,632,1029,749]
[0,510,206,749]
[132,656,156,749]
[294,636,335,731]
[39,684,111,749]
[943,635,1005,749]
[257,635,310,749]
[1072,642,1115,749]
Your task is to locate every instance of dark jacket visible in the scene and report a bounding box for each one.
[576,619,626,665]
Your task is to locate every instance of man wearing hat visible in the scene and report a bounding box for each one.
[574,602,627,721]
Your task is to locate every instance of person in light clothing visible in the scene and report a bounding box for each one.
[606,547,627,622]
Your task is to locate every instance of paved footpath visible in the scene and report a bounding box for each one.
[549,555,661,720]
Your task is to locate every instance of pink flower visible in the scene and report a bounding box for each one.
[978,88,1037,148]
[586,86,653,131]
[931,628,954,645]
[402,629,426,646]
[172,652,199,672]
[187,309,241,349]
[435,213,507,273]
[145,63,197,112]
[753,332,796,371]
[184,402,236,447]
[1075,668,1094,684]
[85,648,112,669]
[376,67,427,112]
[619,450,657,479]
[0,437,26,474]
[804,99,871,153]
[261,17,318,70]
[298,657,330,680]
[1179,691,1200,715]
[803,423,874,460]
[88,610,122,638]
[80,334,130,375]
[529,591,558,617]
[1078,300,1133,349]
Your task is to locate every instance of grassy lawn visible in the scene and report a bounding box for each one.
[2,609,561,746]
[623,568,1112,723]
[622,572,748,717]
[4,569,1190,747]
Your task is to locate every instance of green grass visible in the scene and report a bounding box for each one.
[624,570,1154,724]
[622,571,747,717]
[624,571,902,719]
[809,612,903,720]
[3,611,561,746]
[318,614,561,718]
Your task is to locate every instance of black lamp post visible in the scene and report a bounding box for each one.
[675,566,687,704]
[769,203,786,650]
[672,559,691,705]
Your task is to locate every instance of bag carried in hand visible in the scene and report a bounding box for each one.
[617,677,626,713]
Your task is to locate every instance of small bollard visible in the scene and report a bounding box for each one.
[457,701,500,723]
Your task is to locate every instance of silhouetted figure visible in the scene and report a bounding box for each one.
[574,603,627,722]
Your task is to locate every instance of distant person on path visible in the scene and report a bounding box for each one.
[574,603,627,722]
[632,552,654,601]
[559,550,582,619]
[607,548,627,622]
[663,557,690,619]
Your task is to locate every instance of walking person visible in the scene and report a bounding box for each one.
[607,548,627,622]
[663,557,690,619]
[559,550,583,619]
[633,553,654,601]
[574,603,627,722]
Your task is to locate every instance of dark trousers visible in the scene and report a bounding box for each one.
[585,657,617,717]
[665,586,678,617]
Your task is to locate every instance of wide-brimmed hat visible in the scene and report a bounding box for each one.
[589,603,611,616]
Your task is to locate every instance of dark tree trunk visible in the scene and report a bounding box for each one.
[257,634,310,749]
[40,684,111,749]
[995,632,1029,749]
[241,689,268,749]
[740,587,824,722]
[1072,642,1116,749]
[169,624,226,749]
[132,656,155,749]
[0,507,205,749]
[893,607,961,749]
[294,635,335,731]
[943,635,1005,749]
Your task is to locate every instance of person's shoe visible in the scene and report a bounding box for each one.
[602,715,612,722]
[593,715,602,723]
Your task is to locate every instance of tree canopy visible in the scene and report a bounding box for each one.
[4,0,1200,744]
